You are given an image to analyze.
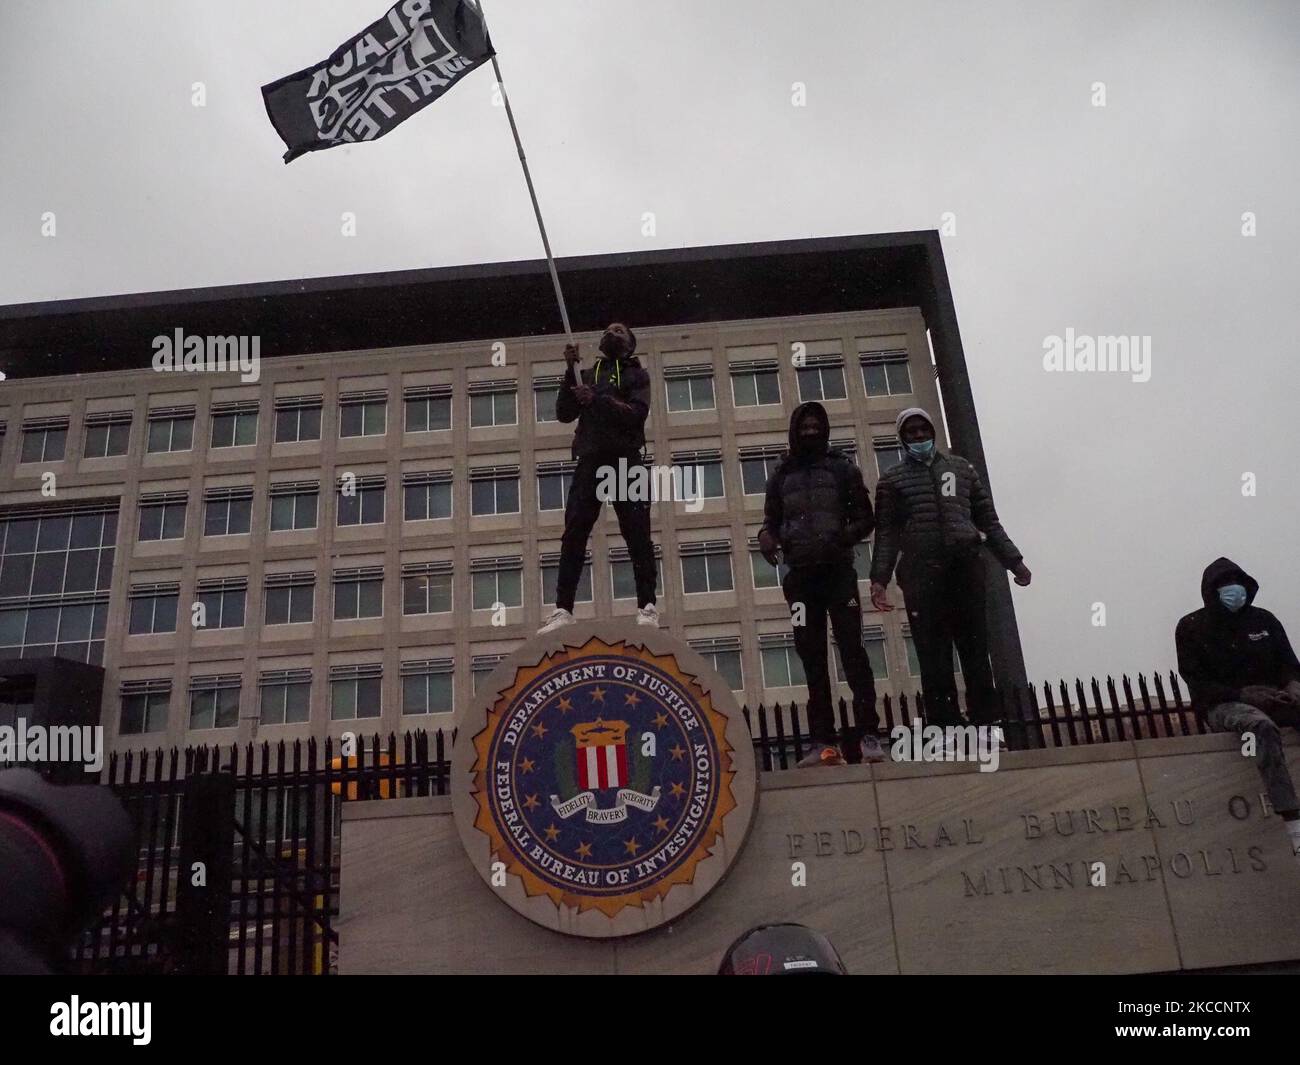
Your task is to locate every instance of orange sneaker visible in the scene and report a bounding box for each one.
[796,743,846,768]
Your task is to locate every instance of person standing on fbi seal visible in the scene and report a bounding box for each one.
[869,407,1032,731]
[538,323,660,635]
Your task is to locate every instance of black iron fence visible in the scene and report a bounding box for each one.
[53,669,1204,975]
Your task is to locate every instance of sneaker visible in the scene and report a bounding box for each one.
[537,608,575,635]
[796,744,846,768]
[859,734,887,763]
[636,603,660,627]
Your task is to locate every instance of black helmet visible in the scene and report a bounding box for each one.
[718,922,847,975]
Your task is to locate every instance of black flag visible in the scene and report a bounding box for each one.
[262,0,494,163]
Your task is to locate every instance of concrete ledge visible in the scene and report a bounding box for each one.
[339,734,1300,974]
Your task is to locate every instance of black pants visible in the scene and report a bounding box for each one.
[898,547,998,726]
[555,454,657,611]
[781,563,878,746]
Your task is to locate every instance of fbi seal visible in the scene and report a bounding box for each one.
[452,620,758,937]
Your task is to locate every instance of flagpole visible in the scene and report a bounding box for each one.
[473,0,574,343]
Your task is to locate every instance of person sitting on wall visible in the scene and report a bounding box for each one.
[758,401,880,767]
[538,323,659,635]
[869,407,1031,731]
[1176,557,1300,860]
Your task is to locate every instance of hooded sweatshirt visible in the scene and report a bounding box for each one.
[1175,557,1300,719]
[869,407,1022,584]
[555,342,652,459]
[759,401,874,569]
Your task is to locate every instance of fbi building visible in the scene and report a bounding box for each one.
[0,233,1026,756]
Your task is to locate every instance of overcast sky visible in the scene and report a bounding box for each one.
[2,0,1297,685]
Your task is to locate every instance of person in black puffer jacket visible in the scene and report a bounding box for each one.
[759,402,879,767]
[1176,557,1300,860]
[538,323,659,635]
[869,408,1032,727]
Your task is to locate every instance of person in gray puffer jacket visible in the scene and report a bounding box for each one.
[759,402,880,767]
[869,407,1032,727]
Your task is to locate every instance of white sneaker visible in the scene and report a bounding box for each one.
[537,608,575,635]
[636,603,660,628]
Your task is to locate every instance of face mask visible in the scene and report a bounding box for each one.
[906,439,935,458]
[1217,584,1248,612]
[599,333,625,358]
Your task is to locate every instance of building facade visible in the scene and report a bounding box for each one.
[0,305,955,754]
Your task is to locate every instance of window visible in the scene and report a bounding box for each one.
[853,541,872,579]
[402,659,454,715]
[146,408,195,453]
[749,545,789,589]
[339,391,387,438]
[404,385,452,433]
[137,493,187,542]
[403,471,452,521]
[274,397,322,443]
[874,437,905,475]
[195,578,246,630]
[759,636,807,688]
[329,664,381,720]
[264,572,315,625]
[730,361,781,407]
[189,674,241,730]
[128,582,179,635]
[610,549,664,601]
[83,413,131,458]
[672,450,725,499]
[269,481,319,531]
[20,419,69,463]
[333,567,383,620]
[664,366,715,413]
[469,383,517,428]
[541,552,592,605]
[120,680,169,735]
[739,447,784,496]
[834,627,889,682]
[797,358,847,402]
[472,655,507,693]
[470,467,520,516]
[259,669,311,725]
[860,349,913,397]
[402,562,453,615]
[203,487,253,536]
[533,378,562,423]
[337,475,386,526]
[537,461,575,512]
[690,638,744,692]
[471,557,522,610]
[210,403,258,448]
[680,541,734,594]
[0,505,115,665]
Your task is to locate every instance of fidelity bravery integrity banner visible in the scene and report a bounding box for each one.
[261,0,494,163]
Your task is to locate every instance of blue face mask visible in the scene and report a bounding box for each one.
[905,439,935,458]
[1217,584,1248,612]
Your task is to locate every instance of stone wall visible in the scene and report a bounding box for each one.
[338,732,1300,974]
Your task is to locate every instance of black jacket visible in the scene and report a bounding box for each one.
[1175,557,1300,720]
[555,353,651,459]
[869,447,1021,584]
[760,402,874,570]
